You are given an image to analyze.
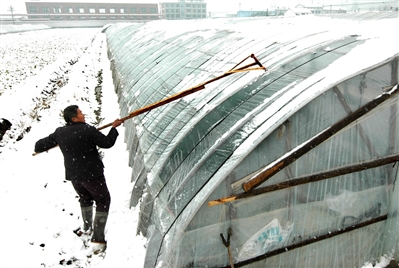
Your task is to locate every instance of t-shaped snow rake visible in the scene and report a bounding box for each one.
[32,54,266,156]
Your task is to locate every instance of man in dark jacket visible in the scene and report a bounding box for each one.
[35,105,122,255]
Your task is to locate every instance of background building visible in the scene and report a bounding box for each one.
[160,0,206,20]
[24,2,159,21]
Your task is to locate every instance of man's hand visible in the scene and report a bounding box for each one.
[112,119,123,128]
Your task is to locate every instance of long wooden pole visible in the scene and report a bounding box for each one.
[241,84,399,193]
[33,54,266,156]
[208,153,399,207]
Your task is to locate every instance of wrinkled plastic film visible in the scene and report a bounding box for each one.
[104,14,399,268]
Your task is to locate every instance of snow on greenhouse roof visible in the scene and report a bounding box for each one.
[104,12,399,267]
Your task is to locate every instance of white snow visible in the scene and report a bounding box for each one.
[0,17,397,267]
[0,27,147,268]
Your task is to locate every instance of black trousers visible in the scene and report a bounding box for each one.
[71,175,111,213]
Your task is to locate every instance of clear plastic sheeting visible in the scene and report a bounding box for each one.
[104,13,399,268]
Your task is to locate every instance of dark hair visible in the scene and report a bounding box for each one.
[63,105,79,123]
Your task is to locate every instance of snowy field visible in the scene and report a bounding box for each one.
[0,27,146,268]
[0,25,396,268]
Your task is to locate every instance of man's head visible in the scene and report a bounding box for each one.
[63,105,85,123]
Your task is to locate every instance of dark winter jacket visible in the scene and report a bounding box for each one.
[34,122,119,181]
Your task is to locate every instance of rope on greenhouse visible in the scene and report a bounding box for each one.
[32,54,266,156]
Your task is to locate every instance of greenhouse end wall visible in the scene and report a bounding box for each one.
[104,13,399,268]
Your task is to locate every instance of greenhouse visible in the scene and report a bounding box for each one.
[104,12,399,267]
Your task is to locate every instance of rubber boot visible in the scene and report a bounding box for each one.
[92,211,108,242]
[81,206,93,232]
[88,211,108,255]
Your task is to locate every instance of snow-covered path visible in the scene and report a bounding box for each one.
[0,28,146,268]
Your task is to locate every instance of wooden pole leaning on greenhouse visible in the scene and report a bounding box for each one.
[220,228,235,268]
[207,84,399,207]
[32,54,266,156]
[240,84,399,193]
[208,153,399,207]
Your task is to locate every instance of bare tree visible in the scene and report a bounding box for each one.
[8,6,15,25]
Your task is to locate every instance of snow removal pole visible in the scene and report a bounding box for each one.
[97,54,265,130]
[32,54,266,156]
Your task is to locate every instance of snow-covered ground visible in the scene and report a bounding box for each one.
[0,25,396,268]
[0,27,146,268]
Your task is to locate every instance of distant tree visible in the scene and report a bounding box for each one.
[8,6,16,25]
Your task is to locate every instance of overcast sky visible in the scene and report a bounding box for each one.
[0,0,301,14]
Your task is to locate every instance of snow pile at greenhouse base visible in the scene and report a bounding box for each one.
[103,12,399,268]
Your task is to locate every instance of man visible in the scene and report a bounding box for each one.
[34,105,122,255]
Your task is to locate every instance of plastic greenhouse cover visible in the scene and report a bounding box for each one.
[104,13,399,268]
[165,80,398,268]
[153,35,368,232]
[151,38,359,191]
